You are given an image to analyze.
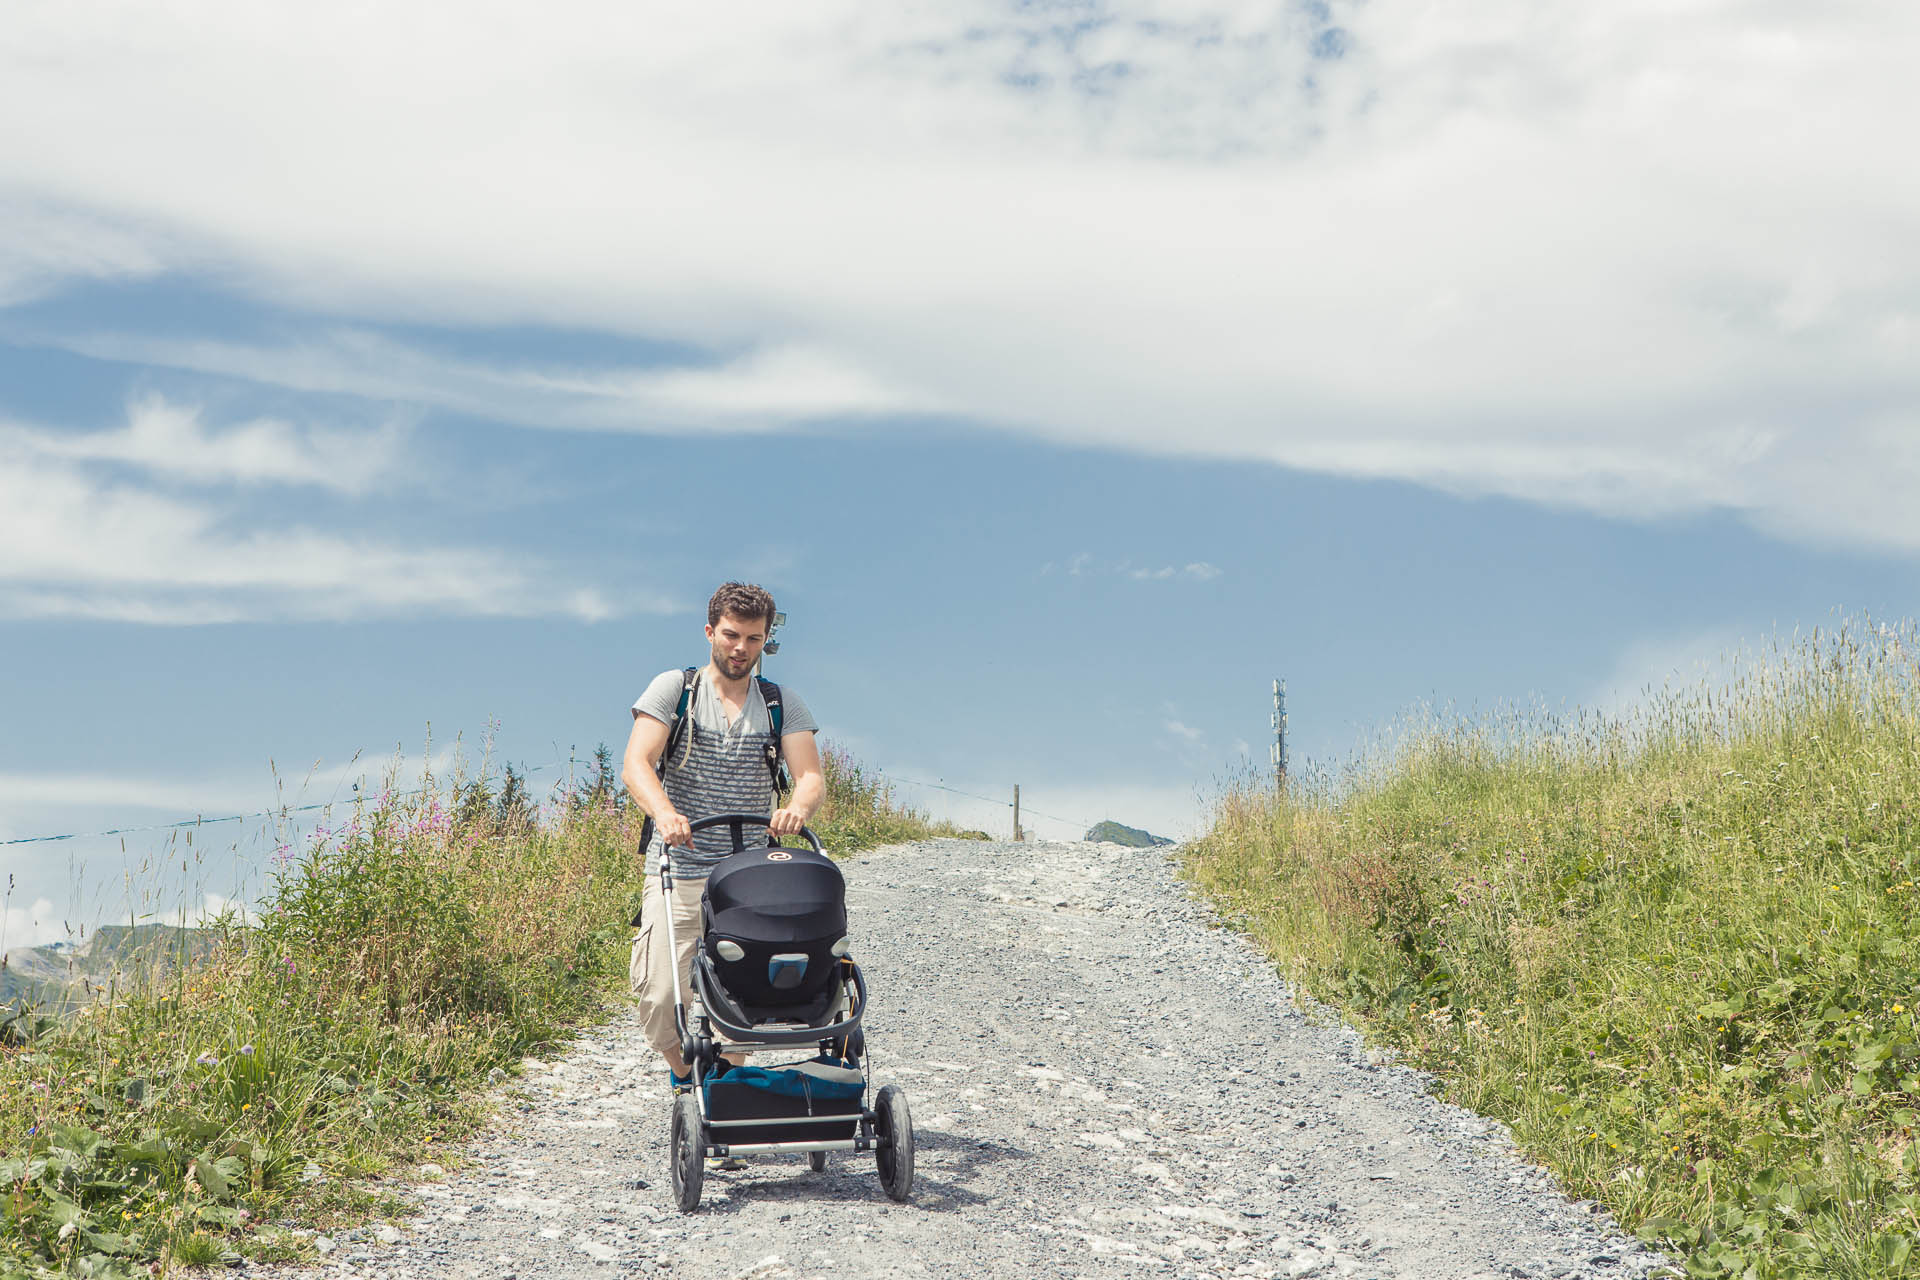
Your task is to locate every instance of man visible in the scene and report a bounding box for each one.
[622,582,824,1090]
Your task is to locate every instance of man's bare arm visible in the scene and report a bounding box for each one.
[621,712,690,847]
[771,730,825,837]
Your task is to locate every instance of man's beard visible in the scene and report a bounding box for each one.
[714,650,752,676]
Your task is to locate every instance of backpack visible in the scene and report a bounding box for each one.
[634,667,791,864]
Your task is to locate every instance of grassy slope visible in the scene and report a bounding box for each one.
[1185,629,1920,1280]
[0,743,961,1277]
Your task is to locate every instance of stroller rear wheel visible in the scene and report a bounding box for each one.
[669,1092,704,1212]
[807,1150,829,1172]
[873,1084,914,1202]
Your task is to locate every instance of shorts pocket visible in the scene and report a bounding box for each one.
[628,918,654,996]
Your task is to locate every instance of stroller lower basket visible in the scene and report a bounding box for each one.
[704,1060,864,1147]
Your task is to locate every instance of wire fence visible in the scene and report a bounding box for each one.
[0,759,1094,848]
[863,769,1091,832]
[0,761,572,848]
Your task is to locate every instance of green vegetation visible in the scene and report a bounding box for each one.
[1085,820,1172,848]
[1186,624,1920,1279]
[0,739,949,1277]
[813,744,987,849]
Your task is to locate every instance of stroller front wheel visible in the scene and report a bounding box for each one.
[670,1092,705,1212]
[873,1084,914,1202]
[807,1150,829,1172]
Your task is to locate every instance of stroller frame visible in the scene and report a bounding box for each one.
[660,813,914,1211]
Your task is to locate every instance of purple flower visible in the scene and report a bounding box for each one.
[196,1053,219,1066]
[239,1044,254,1056]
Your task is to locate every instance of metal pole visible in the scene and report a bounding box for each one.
[1271,679,1288,791]
[1013,785,1023,842]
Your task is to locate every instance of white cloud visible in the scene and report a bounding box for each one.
[1164,718,1205,744]
[1,897,65,950]
[0,197,169,307]
[0,771,262,820]
[0,413,640,623]
[2,3,1918,550]
[41,331,933,435]
[1058,554,1224,582]
[197,893,255,925]
[6,395,403,492]
[1581,626,1751,723]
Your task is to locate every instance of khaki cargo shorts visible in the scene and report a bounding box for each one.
[630,873,715,1061]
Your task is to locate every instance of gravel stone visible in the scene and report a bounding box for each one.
[266,838,1668,1280]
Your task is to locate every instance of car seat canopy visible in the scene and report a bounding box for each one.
[701,846,848,1007]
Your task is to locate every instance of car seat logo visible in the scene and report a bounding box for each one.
[766,851,793,861]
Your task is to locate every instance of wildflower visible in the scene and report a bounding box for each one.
[197,1053,219,1066]
[240,1044,255,1056]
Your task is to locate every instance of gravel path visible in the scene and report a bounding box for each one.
[282,838,1669,1280]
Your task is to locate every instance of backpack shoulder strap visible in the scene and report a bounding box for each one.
[634,665,703,885]
[756,676,784,737]
[755,676,791,801]
[656,666,700,776]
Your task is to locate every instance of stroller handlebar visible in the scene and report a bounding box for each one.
[683,812,823,854]
[660,813,824,890]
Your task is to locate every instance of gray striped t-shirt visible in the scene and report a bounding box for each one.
[633,668,818,879]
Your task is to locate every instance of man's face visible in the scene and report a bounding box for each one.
[706,612,769,680]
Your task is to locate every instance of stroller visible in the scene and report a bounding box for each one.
[661,813,915,1212]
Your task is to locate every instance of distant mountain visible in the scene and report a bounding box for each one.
[2,924,218,1013]
[1084,820,1173,848]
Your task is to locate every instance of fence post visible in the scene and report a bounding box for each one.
[1013,785,1023,842]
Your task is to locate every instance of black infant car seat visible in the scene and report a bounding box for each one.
[696,845,851,1028]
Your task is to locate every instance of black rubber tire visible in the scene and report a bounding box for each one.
[873,1084,914,1202]
[669,1093,704,1212]
[807,1150,829,1172]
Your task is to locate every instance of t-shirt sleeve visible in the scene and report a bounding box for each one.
[777,685,819,736]
[633,669,687,723]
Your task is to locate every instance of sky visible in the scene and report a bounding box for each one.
[3,1,1918,947]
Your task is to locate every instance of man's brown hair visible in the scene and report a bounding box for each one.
[707,581,776,629]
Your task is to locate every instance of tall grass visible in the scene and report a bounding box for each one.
[0,740,954,1277]
[1187,622,1920,1279]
